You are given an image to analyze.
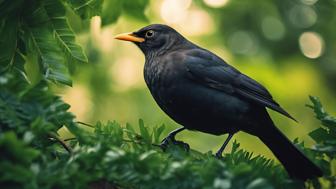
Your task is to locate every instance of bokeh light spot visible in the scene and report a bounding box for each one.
[228,31,259,55]
[261,17,285,41]
[160,0,192,24]
[289,5,317,28]
[111,57,144,91]
[62,85,92,121]
[299,32,324,59]
[203,0,229,8]
[178,9,214,36]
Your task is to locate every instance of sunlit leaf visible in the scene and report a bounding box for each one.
[12,50,29,82]
[307,96,328,120]
[153,124,165,143]
[44,0,88,64]
[68,0,103,19]
[28,26,71,85]
[138,119,151,143]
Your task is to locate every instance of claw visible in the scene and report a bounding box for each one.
[160,136,172,150]
[160,135,190,152]
[215,152,223,159]
[160,140,169,150]
[173,140,190,151]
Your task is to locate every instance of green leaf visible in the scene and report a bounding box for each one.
[323,116,336,128]
[322,115,336,137]
[153,125,166,143]
[153,124,165,143]
[309,128,330,143]
[28,26,72,85]
[44,0,88,64]
[12,50,28,82]
[0,132,40,164]
[0,16,19,73]
[125,122,136,140]
[307,96,327,120]
[0,132,39,186]
[30,117,54,136]
[123,0,149,22]
[138,119,151,142]
[308,96,336,140]
[68,0,103,19]
[0,90,26,130]
[101,0,123,26]
[22,0,90,85]
[22,1,72,85]
[246,178,274,189]
[0,0,24,18]
[231,140,240,154]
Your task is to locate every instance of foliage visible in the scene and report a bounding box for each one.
[1,70,336,189]
[1,0,336,189]
[1,0,87,85]
[102,0,149,25]
[307,96,336,188]
[0,0,149,86]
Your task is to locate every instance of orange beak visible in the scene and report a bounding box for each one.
[114,32,145,43]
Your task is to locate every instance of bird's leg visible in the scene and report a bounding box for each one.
[215,133,234,158]
[160,127,189,151]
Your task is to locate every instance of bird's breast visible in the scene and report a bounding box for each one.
[144,58,184,92]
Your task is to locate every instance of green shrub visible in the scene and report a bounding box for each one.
[1,0,335,188]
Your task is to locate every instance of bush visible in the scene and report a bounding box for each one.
[1,80,336,188]
[1,0,335,188]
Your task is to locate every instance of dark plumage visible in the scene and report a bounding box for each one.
[114,24,322,180]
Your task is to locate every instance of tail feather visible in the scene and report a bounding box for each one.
[258,120,322,180]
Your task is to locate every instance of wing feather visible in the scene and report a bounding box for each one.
[184,53,297,122]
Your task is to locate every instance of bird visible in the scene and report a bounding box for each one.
[114,24,322,180]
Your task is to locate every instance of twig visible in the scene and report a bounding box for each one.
[48,132,72,154]
[77,121,95,128]
[64,137,77,142]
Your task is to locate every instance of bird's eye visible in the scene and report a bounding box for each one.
[145,30,155,38]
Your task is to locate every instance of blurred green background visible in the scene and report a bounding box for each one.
[56,0,336,159]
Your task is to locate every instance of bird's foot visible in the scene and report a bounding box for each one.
[173,140,190,151]
[215,152,223,159]
[160,136,190,152]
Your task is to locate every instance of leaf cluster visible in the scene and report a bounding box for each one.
[0,0,91,85]
[1,73,336,188]
[0,0,149,86]
[1,1,336,188]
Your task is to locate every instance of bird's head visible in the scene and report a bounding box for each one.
[114,24,185,55]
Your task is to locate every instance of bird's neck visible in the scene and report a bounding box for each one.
[145,51,157,63]
[146,36,192,60]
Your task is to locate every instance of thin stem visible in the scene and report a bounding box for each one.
[64,137,76,142]
[77,121,95,128]
[48,132,72,154]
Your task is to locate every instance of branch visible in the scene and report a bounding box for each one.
[48,132,72,154]
[77,121,95,128]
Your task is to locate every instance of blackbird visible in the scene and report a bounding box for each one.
[114,24,322,180]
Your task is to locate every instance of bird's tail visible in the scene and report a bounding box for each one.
[257,118,323,180]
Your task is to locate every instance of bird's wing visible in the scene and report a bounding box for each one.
[184,54,297,121]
